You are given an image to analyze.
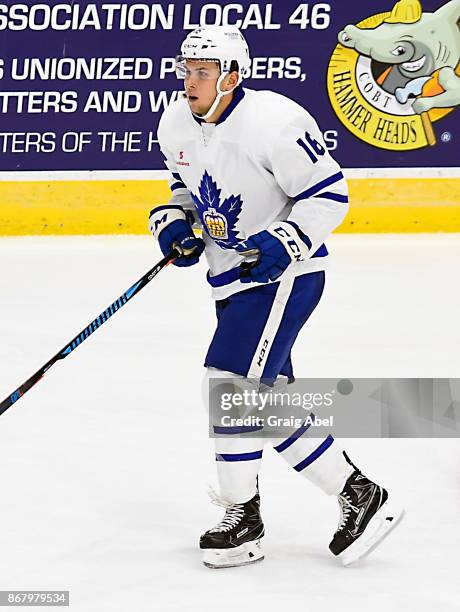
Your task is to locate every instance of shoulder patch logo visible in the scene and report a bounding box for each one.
[191,171,243,248]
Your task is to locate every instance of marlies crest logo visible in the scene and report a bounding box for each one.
[191,171,243,248]
[327,0,460,150]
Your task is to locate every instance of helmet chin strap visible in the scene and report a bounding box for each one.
[192,73,238,122]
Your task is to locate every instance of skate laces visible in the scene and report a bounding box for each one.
[337,493,359,532]
[207,487,245,533]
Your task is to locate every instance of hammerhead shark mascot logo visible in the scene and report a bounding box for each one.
[327,0,460,149]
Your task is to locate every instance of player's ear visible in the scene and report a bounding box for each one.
[223,71,239,91]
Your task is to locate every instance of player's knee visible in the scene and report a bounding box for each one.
[202,367,260,420]
[202,367,242,414]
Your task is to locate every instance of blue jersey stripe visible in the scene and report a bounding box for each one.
[216,450,263,462]
[170,181,186,191]
[294,172,344,202]
[273,418,313,453]
[293,435,334,472]
[316,191,349,204]
[207,244,328,288]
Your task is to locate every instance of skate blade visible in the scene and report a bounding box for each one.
[202,539,264,569]
[340,500,405,567]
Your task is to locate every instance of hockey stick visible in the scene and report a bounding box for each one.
[0,248,180,417]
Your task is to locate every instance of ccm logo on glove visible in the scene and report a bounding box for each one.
[236,221,311,284]
[268,224,308,262]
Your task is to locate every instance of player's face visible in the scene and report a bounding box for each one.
[184,60,221,115]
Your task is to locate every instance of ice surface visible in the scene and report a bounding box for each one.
[0,235,458,611]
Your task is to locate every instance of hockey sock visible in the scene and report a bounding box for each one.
[273,425,354,495]
[204,367,264,503]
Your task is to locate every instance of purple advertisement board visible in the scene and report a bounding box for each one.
[0,0,458,171]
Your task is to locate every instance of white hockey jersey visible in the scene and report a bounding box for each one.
[153,86,348,300]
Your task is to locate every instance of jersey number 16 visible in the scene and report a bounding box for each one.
[297,131,325,164]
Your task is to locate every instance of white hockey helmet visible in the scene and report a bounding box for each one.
[178,25,251,80]
[176,25,251,120]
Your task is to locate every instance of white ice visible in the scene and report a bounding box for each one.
[0,235,459,612]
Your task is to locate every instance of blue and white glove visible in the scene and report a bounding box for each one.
[236,221,310,283]
[149,205,205,267]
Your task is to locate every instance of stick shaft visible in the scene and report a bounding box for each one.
[0,249,178,416]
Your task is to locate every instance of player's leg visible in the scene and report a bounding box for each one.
[261,276,405,565]
[249,270,353,500]
[200,285,277,568]
[200,270,325,568]
[200,369,265,568]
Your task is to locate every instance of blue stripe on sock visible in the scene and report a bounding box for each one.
[216,450,263,462]
[273,418,313,453]
[293,435,334,472]
[294,172,344,202]
[213,425,264,435]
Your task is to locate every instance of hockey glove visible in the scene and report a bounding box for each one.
[149,205,205,267]
[236,221,310,283]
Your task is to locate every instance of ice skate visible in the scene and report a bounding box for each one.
[200,492,265,569]
[329,459,405,566]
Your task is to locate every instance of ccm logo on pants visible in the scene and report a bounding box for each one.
[257,339,270,368]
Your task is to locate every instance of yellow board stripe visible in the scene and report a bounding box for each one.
[344,178,460,232]
[0,178,458,234]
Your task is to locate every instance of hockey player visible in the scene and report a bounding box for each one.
[149,25,404,569]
